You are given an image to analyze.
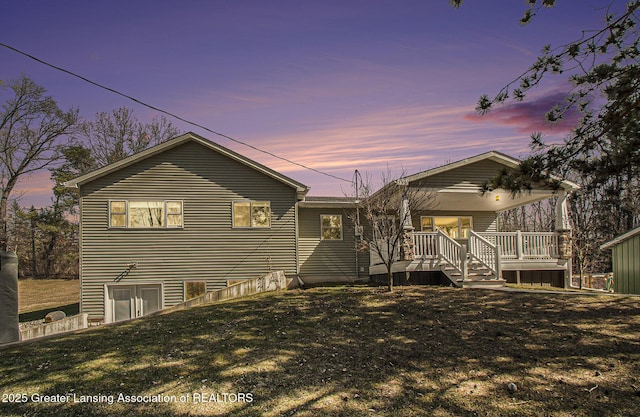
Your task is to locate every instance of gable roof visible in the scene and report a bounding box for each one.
[64,132,310,197]
[402,151,579,191]
[600,226,640,250]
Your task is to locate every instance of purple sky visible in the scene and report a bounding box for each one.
[1,1,613,206]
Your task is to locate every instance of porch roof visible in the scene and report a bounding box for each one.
[427,187,559,212]
[402,151,579,212]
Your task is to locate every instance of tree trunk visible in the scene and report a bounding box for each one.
[387,267,393,292]
[43,233,58,278]
[578,261,584,289]
[0,189,10,252]
[31,218,37,277]
[1,175,20,252]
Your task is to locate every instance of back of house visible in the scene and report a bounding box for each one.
[67,134,580,323]
[66,133,307,323]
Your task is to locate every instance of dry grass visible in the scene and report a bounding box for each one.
[1,286,639,416]
[17,279,80,320]
[18,278,80,313]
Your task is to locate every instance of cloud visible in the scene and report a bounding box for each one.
[11,170,55,209]
[219,103,536,195]
[463,90,583,134]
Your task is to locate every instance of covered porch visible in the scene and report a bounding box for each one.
[367,151,577,288]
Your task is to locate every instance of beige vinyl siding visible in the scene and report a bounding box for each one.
[79,141,298,319]
[298,207,368,283]
[411,159,517,190]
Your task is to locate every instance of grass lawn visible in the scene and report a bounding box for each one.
[18,279,80,322]
[1,286,639,416]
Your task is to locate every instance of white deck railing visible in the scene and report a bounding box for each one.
[413,232,438,259]
[468,230,501,276]
[478,231,559,260]
[412,230,559,261]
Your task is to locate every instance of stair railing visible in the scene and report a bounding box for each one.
[468,230,502,278]
[436,229,467,278]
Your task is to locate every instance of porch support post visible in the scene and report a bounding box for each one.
[399,197,415,262]
[555,189,571,232]
[461,244,468,280]
[555,189,573,288]
[495,245,502,280]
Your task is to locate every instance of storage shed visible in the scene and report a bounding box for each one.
[601,226,640,295]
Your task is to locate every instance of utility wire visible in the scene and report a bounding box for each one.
[0,41,352,183]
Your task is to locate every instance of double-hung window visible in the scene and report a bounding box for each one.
[321,214,343,240]
[109,200,183,228]
[232,201,271,228]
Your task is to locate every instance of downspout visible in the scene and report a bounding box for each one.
[294,200,300,277]
[354,170,360,282]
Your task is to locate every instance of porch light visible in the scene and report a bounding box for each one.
[495,195,500,202]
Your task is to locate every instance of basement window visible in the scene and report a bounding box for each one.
[184,281,206,301]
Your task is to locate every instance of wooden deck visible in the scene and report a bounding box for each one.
[370,231,568,288]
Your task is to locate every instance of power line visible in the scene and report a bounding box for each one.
[0,41,352,183]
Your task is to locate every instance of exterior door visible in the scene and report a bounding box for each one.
[138,286,160,317]
[108,284,162,323]
[112,287,134,322]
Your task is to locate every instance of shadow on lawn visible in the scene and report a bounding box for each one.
[19,303,80,323]
[1,287,640,417]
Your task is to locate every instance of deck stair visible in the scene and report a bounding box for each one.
[435,230,506,289]
[441,260,506,288]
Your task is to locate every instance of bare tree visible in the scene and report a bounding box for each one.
[0,75,78,251]
[80,107,179,167]
[349,170,436,291]
[498,199,556,232]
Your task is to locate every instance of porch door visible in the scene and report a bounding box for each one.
[112,287,134,322]
[137,286,160,317]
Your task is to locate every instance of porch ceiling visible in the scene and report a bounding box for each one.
[424,188,556,212]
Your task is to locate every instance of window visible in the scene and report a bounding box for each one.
[232,201,271,228]
[110,201,127,227]
[421,216,473,239]
[167,201,183,227]
[109,200,183,228]
[184,281,206,301]
[321,214,343,240]
[129,201,164,227]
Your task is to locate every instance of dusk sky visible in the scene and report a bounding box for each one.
[1,1,614,207]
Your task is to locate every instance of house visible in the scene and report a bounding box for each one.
[65,132,308,323]
[66,132,578,323]
[600,226,640,294]
[366,151,579,288]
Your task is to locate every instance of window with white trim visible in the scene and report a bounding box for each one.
[232,201,271,228]
[321,214,343,240]
[109,200,183,228]
[421,216,473,239]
